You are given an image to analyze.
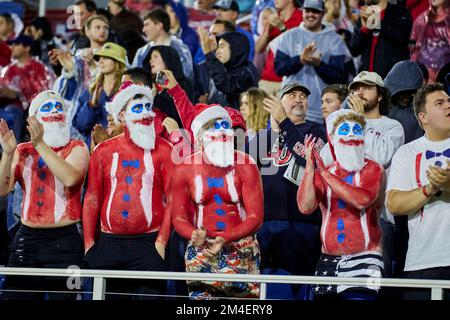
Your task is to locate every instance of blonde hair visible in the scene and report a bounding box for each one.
[89,60,125,95]
[241,88,270,133]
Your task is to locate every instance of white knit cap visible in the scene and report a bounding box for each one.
[190,104,232,141]
[105,84,153,122]
[29,90,66,116]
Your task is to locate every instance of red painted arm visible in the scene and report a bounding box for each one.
[167,84,196,132]
[82,149,104,253]
[319,162,383,210]
[224,159,264,244]
[171,165,196,241]
[156,143,175,246]
[297,165,325,214]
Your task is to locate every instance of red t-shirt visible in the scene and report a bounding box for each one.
[261,9,303,82]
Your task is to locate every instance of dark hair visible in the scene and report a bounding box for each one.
[144,8,171,33]
[0,13,14,27]
[123,68,153,87]
[413,83,446,128]
[436,62,450,85]
[321,84,348,103]
[212,19,236,33]
[30,17,53,40]
[75,0,97,13]
[377,86,390,116]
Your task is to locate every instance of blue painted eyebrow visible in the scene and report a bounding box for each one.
[352,123,363,136]
[337,123,350,135]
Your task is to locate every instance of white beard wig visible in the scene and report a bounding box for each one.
[126,118,156,151]
[202,130,235,168]
[332,134,365,172]
[124,97,156,151]
[38,116,70,148]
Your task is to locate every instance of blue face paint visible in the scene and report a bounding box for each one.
[337,123,350,136]
[145,103,151,111]
[212,119,231,131]
[352,123,363,136]
[39,101,63,113]
[131,104,144,114]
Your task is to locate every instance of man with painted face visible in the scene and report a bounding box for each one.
[82,84,173,299]
[171,104,264,299]
[298,109,385,300]
[0,90,90,299]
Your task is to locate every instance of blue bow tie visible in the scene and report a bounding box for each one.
[425,148,450,160]
[122,160,140,169]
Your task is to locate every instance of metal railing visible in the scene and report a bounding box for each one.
[1,267,450,300]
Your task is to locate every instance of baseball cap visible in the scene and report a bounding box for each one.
[7,34,33,47]
[279,82,311,99]
[213,0,240,13]
[348,71,384,91]
[302,0,325,12]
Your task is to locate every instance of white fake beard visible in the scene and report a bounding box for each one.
[333,137,365,172]
[40,121,70,148]
[203,132,234,168]
[127,121,156,151]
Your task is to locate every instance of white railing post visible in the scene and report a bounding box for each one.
[93,277,106,300]
[431,287,443,300]
[259,282,267,300]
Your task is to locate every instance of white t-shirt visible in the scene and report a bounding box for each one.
[320,116,405,223]
[387,136,450,271]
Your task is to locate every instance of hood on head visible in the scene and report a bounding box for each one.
[147,45,185,81]
[168,1,189,29]
[217,32,250,69]
[384,60,424,98]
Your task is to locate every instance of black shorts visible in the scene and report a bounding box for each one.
[85,232,167,272]
[5,223,83,300]
[85,232,168,299]
[8,223,83,268]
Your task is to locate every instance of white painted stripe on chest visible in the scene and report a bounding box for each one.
[355,172,370,250]
[194,175,203,228]
[141,150,154,228]
[106,152,119,229]
[22,155,33,221]
[225,170,239,203]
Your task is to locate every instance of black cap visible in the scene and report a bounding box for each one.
[213,0,240,13]
[7,34,33,47]
[279,82,311,98]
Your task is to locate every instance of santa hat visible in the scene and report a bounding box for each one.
[106,82,153,122]
[29,90,67,116]
[191,104,232,141]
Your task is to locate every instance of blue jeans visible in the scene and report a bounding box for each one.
[0,104,24,140]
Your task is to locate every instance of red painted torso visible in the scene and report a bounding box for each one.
[15,140,85,227]
[86,133,172,235]
[318,161,383,256]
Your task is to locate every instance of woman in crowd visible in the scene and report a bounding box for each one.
[240,88,270,138]
[72,42,126,147]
